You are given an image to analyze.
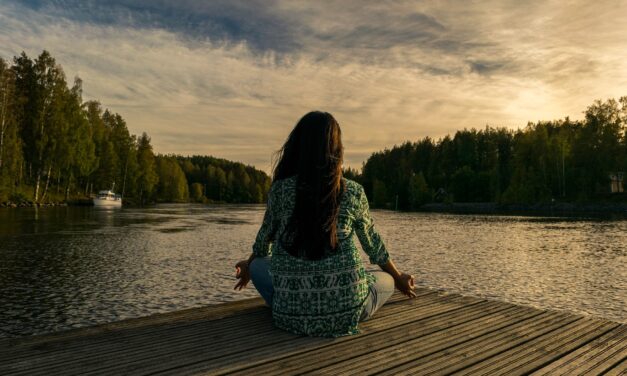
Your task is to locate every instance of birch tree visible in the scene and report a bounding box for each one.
[0,58,22,195]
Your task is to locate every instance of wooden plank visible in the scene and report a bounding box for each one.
[326,312,563,374]
[0,297,265,349]
[89,297,489,375]
[306,306,545,375]
[0,290,430,363]
[1,291,624,376]
[603,358,627,376]
[1,308,272,362]
[1,290,440,373]
[86,296,483,375]
[2,290,435,369]
[4,316,281,375]
[363,294,484,331]
[531,324,627,375]
[207,302,509,376]
[455,318,620,375]
[378,312,580,375]
[1,291,461,375]
[1,308,274,365]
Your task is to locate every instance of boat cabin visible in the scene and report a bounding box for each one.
[97,190,121,200]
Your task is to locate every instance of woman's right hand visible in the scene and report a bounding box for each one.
[378,259,417,298]
[394,273,417,298]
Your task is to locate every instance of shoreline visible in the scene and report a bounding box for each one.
[0,199,246,209]
[0,201,68,208]
[3,200,627,217]
[417,202,627,216]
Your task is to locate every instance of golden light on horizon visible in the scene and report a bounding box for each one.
[1,0,626,172]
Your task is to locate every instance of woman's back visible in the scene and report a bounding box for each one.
[236,111,414,337]
[252,175,390,337]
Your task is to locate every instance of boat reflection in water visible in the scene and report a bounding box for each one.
[92,190,122,208]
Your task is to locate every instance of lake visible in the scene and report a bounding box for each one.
[0,204,625,338]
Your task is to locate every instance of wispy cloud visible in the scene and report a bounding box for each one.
[1,0,626,171]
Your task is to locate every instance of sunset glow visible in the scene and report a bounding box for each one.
[1,1,626,171]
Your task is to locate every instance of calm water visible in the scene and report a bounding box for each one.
[0,205,625,338]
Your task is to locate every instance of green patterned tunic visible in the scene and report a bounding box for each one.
[252,176,390,337]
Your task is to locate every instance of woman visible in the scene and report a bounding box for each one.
[234,111,416,337]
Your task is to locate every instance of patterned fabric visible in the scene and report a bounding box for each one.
[252,176,390,337]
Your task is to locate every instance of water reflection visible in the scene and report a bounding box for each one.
[0,205,625,338]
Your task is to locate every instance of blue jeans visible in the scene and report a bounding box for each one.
[249,257,395,322]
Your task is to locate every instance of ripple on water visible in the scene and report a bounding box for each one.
[0,205,625,338]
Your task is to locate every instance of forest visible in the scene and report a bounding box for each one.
[0,50,270,205]
[352,97,627,209]
[2,50,625,209]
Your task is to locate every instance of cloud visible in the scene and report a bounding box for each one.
[1,0,626,172]
[16,0,302,52]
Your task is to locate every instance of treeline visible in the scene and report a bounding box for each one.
[356,98,627,209]
[0,50,270,205]
[157,155,271,204]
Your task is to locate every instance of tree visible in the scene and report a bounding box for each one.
[137,133,158,204]
[0,58,16,170]
[214,167,227,201]
[372,179,388,207]
[190,182,204,202]
[155,156,189,202]
[29,51,66,202]
[58,77,96,200]
[408,172,431,209]
[0,57,21,196]
[1,50,273,204]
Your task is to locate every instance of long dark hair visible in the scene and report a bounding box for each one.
[273,111,345,260]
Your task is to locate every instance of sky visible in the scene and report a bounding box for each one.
[1,1,626,172]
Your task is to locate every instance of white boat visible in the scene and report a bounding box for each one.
[93,190,122,207]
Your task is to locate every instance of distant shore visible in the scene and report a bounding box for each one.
[0,200,67,208]
[0,198,226,208]
[3,199,627,217]
[417,202,627,216]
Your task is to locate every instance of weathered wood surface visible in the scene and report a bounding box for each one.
[0,288,625,375]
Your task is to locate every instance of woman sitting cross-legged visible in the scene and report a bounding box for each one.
[234,111,416,337]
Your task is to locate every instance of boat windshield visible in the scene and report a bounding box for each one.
[98,191,116,199]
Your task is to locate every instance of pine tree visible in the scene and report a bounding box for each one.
[137,133,158,204]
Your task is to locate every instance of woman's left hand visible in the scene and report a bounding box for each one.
[234,260,251,290]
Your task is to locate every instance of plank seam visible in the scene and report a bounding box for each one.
[600,357,627,376]
[519,322,620,375]
[224,306,526,375]
[153,301,492,375]
[372,310,554,376]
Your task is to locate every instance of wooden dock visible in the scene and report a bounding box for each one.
[1,288,625,375]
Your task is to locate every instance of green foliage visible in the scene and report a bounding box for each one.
[450,167,492,202]
[8,191,28,203]
[408,172,431,209]
[0,50,270,205]
[359,98,627,208]
[3,50,623,208]
[155,156,188,202]
[190,182,205,203]
[174,155,269,203]
[136,133,159,204]
[372,179,388,207]
[342,167,360,181]
[0,57,22,192]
